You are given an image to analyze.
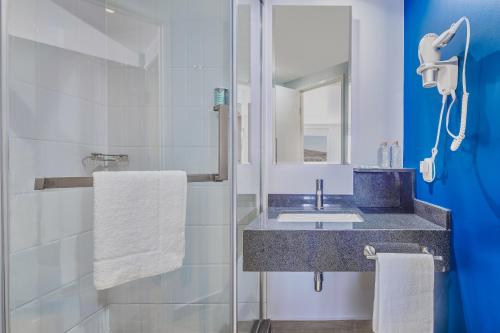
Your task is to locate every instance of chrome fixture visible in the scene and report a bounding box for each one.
[34,94,230,191]
[314,271,323,292]
[363,245,443,261]
[83,153,129,163]
[82,152,129,172]
[315,179,324,210]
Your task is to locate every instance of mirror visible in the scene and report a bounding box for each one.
[273,6,351,164]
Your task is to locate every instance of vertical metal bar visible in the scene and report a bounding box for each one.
[215,105,230,182]
[230,1,238,332]
[259,0,267,321]
[0,0,8,331]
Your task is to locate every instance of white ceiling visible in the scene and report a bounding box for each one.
[52,0,160,55]
[273,6,351,84]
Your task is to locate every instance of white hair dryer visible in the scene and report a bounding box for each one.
[416,17,471,182]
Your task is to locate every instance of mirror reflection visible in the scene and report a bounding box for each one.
[273,6,351,164]
[237,4,251,164]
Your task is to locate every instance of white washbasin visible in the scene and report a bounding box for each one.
[277,212,364,223]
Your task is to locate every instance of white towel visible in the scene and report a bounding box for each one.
[373,253,434,333]
[93,171,187,290]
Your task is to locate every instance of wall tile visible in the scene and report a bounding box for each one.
[9,35,37,82]
[10,193,40,253]
[40,282,80,333]
[40,188,94,243]
[39,191,63,243]
[106,275,163,304]
[79,274,106,319]
[38,241,62,296]
[109,304,141,333]
[11,300,41,333]
[73,308,109,333]
[8,0,37,41]
[170,18,189,68]
[138,304,167,333]
[203,20,230,68]
[9,80,38,139]
[79,57,106,104]
[108,303,230,333]
[79,308,109,333]
[163,265,229,304]
[60,236,79,285]
[172,107,206,146]
[186,184,230,226]
[9,138,43,194]
[77,232,94,277]
[10,248,39,308]
[37,43,81,98]
[184,226,229,264]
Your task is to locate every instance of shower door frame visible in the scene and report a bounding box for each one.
[0,0,7,331]
[231,0,239,332]
[0,0,238,331]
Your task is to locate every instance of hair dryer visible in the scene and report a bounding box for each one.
[416,17,471,183]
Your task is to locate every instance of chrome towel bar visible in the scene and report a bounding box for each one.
[363,245,443,261]
[34,104,230,190]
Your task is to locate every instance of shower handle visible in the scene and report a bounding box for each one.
[187,103,230,182]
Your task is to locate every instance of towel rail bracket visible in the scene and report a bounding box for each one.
[363,245,444,261]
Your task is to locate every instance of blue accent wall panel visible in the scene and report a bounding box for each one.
[404,1,500,332]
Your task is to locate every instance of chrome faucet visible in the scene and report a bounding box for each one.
[314,179,325,292]
[315,179,324,210]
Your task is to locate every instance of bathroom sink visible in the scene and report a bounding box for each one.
[277,212,364,223]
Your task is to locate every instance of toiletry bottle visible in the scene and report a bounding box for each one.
[390,140,402,168]
[378,142,390,168]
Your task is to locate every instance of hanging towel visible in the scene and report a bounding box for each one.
[93,171,187,290]
[373,253,434,333]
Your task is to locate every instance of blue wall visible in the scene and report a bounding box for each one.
[404,1,500,332]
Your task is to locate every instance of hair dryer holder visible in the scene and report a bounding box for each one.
[417,56,458,95]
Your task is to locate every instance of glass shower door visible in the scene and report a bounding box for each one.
[4,0,234,332]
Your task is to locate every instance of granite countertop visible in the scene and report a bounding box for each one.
[248,205,445,231]
[243,195,450,273]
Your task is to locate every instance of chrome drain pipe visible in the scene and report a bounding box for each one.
[314,272,323,292]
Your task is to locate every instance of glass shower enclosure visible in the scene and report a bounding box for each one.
[0,0,260,332]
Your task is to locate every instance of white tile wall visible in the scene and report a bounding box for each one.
[107,264,230,305]
[9,193,39,252]
[10,300,41,333]
[8,34,107,332]
[79,275,106,320]
[184,226,229,264]
[109,304,230,333]
[66,308,109,333]
[8,0,233,331]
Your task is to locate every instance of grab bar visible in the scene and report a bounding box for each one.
[363,245,443,261]
[34,103,230,190]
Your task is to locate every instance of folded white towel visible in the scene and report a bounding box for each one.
[373,253,434,333]
[93,171,187,290]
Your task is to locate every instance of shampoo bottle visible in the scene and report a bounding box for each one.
[390,140,402,168]
[378,142,390,168]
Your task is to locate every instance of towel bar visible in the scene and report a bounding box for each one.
[363,245,443,261]
[34,103,230,190]
[34,173,224,190]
